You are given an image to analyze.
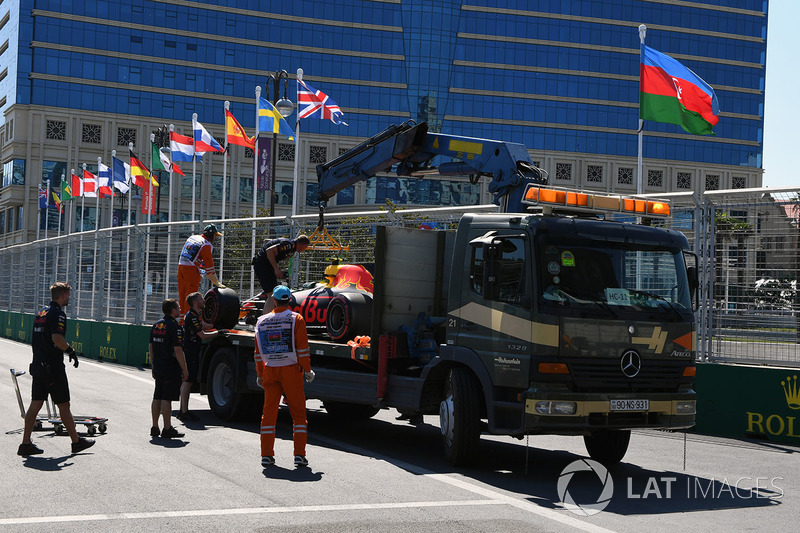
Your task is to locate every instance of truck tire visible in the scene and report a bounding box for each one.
[583,429,631,466]
[203,287,240,330]
[325,293,371,342]
[207,347,250,421]
[322,400,380,420]
[439,367,481,466]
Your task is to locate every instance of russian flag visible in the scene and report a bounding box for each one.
[194,121,222,153]
[171,131,195,162]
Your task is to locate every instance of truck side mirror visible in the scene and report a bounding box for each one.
[687,266,699,308]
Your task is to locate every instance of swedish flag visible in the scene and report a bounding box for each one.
[258,97,295,141]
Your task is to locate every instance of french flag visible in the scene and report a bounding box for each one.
[171,131,195,162]
[194,121,222,154]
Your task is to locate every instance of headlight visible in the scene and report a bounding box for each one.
[534,400,577,415]
[676,401,696,414]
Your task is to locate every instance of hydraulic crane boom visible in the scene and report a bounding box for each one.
[316,121,547,213]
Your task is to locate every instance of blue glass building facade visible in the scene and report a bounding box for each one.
[0,0,767,243]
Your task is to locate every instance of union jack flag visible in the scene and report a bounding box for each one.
[297,79,348,125]
[38,185,48,209]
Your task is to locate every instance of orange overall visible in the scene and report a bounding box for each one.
[254,307,311,458]
[177,235,216,314]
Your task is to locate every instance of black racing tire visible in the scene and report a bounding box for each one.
[325,292,372,343]
[583,430,631,466]
[203,287,240,330]
[322,400,380,421]
[207,347,250,421]
[439,367,482,466]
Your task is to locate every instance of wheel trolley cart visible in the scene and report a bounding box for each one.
[10,368,108,436]
[10,368,52,430]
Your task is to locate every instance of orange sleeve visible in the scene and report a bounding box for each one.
[198,244,215,273]
[254,346,264,377]
[294,313,311,373]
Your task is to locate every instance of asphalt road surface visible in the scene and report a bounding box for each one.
[1,336,798,532]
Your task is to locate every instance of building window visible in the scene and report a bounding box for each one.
[309,145,327,164]
[705,174,720,190]
[0,40,8,56]
[0,67,6,82]
[82,124,102,144]
[617,167,633,185]
[46,120,66,141]
[555,162,572,181]
[677,172,692,190]
[2,159,25,186]
[16,206,23,231]
[0,96,6,108]
[732,176,746,189]
[117,127,136,146]
[278,143,295,162]
[587,165,603,183]
[647,170,663,188]
[0,12,10,31]
[244,147,254,158]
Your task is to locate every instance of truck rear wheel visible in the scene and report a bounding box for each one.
[207,348,250,421]
[583,429,631,466]
[322,400,380,420]
[439,367,481,466]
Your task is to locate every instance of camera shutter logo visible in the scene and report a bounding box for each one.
[557,459,614,516]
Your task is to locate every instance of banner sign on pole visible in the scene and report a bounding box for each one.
[256,136,272,192]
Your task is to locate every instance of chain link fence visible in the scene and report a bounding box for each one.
[3,188,800,366]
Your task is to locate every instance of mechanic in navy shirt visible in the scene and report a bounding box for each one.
[252,234,310,312]
[17,282,95,456]
[149,298,188,439]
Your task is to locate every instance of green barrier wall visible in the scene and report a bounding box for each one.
[0,311,8,338]
[696,362,800,446]
[66,319,93,359]
[16,313,32,343]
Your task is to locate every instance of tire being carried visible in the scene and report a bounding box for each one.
[203,287,240,330]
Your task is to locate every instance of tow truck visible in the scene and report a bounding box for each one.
[198,121,698,466]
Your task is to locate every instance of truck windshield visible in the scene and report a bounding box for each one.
[537,242,691,315]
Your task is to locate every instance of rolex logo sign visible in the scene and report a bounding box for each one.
[782,375,800,410]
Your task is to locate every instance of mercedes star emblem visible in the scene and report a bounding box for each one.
[620,350,642,378]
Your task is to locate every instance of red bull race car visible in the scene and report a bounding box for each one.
[208,263,374,343]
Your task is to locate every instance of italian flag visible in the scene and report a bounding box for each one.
[639,45,719,136]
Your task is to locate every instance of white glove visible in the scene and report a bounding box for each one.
[304,370,316,383]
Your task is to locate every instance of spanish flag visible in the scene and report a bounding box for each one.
[225,109,255,149]
[130,149,158,188]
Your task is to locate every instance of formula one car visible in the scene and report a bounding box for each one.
[205,262,374,343]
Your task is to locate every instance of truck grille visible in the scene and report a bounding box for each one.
[568,358,688,393]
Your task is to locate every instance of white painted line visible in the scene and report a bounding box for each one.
[0,499,505,526]
[311,433,618,533]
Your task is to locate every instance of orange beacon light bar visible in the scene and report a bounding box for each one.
[522,185,671,217]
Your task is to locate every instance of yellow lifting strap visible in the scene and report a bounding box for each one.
[307,226,350,251]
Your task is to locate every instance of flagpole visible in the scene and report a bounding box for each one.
[58,174,64,238]
[637,24,647,197]
[95,158,101,230]
[292,68,303,220]
[36,185,42,241]
[222,101,230,280]
[252,86,261,298]
[44,179,50,242]
[192,113,198,221]
[166,124,175,304]
[128,142,134,226]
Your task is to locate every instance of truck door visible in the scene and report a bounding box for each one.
[453,232,532,389]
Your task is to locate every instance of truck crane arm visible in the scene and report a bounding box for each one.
[316,121,547,213]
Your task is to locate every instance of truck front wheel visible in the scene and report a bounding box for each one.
[583,430,631,466]
[207,348,250,421]
[439,367,481,466]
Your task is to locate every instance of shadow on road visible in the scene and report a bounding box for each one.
[261,465,324,482]
[22,455,74,471]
